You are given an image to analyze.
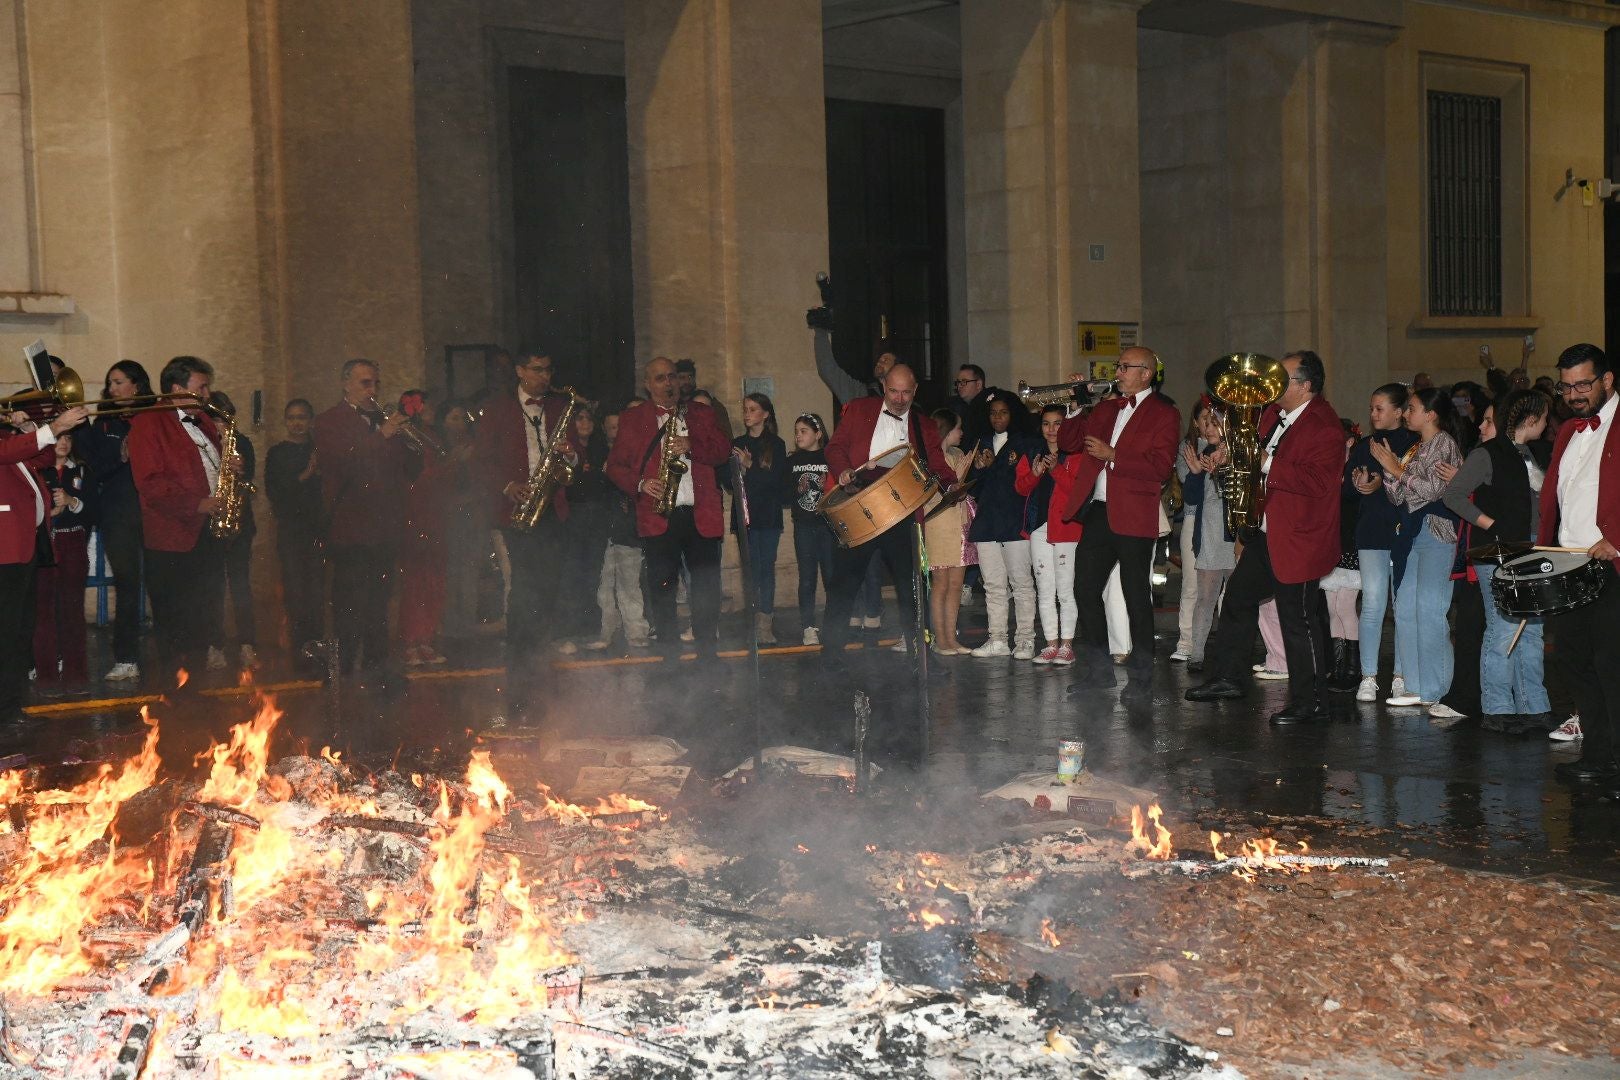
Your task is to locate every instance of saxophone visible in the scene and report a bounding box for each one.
[652,404,689,517]
[510,388,586,531]
[209,412,255,540]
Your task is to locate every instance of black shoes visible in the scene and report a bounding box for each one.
[1270,697,1330,725]
[1326,640,1360,693]
[1185,678,1244,702]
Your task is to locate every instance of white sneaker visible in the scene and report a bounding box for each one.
[1355,676,1378,703]
[584,639,611,651]
[680,628,694,642]
[1170,650,1191,662]
[889,640,909,653]
[1255,668,1288,681]
[1012,641,1036,661]
[1549,715,1583,742]
[1385,693,1423,707]
[239,644,259,669]
[206,647,227,671]
[1428,703,1466,721]
[105,662,140,682]
[1252,663,1266,672]
[971,639,1011,658]
[802,627,820,646]
[849,616,862,628]
[555,640,578,655]
[1390,676,1408,698]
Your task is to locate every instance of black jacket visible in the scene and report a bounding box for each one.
[968,431,1040,543]
[725,431,791,531]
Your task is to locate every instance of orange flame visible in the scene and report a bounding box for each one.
[176,668,189,688]
[1128,803,1174,860]
[1040,918,1061,948]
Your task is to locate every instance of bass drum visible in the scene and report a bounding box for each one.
[816,445,938,549]
[1491,550,1609,618]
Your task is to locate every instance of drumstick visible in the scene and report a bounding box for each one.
[1505,619,1527,657]
[1531,546,1595,555]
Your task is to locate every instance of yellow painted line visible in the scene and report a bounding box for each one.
[19,638,902,717]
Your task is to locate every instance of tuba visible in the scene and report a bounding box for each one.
[510,388,587,531]
[209,412,256,540]
[1203,353,1288,534]
[652,404,689,517]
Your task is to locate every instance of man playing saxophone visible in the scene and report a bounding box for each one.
[473,349,580,712]
[126,356,236,677]
[606,356,731,661]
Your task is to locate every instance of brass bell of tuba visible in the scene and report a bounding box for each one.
[1203,352,1288,533]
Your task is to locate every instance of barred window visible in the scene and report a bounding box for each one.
[1426,91,1503,318]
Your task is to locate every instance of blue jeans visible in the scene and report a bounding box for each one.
[794,519,833,629]
[746,528,782,614]
[1393,529,1455,703]
[1475,563,1550,717]
[1358,549,1394,678]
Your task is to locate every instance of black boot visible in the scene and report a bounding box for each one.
[1326,640,1357,693]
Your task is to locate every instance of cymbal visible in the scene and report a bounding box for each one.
[923,478,977,521]
[1466,540,1531,563]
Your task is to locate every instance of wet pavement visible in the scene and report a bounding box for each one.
[9,590,1619,892]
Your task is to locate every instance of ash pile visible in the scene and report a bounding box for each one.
[0,698,1235,1079]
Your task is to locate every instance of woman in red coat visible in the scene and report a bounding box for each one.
[1016,404,1086,665]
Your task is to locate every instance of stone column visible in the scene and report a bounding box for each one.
[625,0,830,425]
[961,0,1146,388]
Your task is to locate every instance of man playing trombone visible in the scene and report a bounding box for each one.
[313,358,416,684]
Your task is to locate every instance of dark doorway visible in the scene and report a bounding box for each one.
[825,99,951,408]
[507,68,635,406]
[1608,27,1620,355]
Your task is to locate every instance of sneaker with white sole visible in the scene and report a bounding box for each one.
[1428,703,1466,722]
[1549,715,1583,742]
[1390,675,1407,698]
[1052,645,1076,667]
[105,662,140,682]
[1355,676,1378,702]
[971,639,1011,658]
[849,616,862,628]
[1033,645,1059,665]
[1255,668,1288,681]
[1385,693,1422,707]
[1012,641,1036,661]
[584,639,611,651]
[863,615,883,630]
[889,639,909,653]
[555,640,578,655]
[1170,650,1191,662]
[802,627,820,646]
[206,646,227,671]
[1252,663,1266,672]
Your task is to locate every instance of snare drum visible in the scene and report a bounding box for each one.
[1490,550,1609,618]
[816,445,939,548]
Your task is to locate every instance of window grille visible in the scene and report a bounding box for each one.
[1427,90,1503,317]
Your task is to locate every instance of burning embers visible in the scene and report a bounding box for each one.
[0,695,659,1076]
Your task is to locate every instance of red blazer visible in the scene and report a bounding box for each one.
[1537,410,1620,575]
[128,411,220,553]
[605,401,731,538]
[473,391,575,528]
[1056,392,1179,537]
[1257,395,1344,585]
[313,401,415,546]
[0,431,52,565]
[822,397,956,504]
[1015,451,1084,543]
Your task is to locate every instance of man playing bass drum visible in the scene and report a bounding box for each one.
[820,363,957,657]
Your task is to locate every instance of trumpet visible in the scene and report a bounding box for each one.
[1015,379,1115,410]
[367,399,447,459]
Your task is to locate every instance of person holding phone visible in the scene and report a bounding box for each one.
[1344,384,1419,702]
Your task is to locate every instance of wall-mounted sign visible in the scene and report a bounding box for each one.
[1077,321,1139,381]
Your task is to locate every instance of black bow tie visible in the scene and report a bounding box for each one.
[181,416,200,426]
[884,410,905,422]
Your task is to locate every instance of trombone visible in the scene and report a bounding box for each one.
[0,366,212,420]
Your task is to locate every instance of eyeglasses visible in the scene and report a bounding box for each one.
[954,377,981,386]
[1117,362,1153,373]
[1555,377,1599,394]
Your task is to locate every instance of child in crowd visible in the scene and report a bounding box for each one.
[729,393,791,645]
[33,432,93,688]
[925,409,975,655]
[967,393,1038,659]
[588,412,651,649]
[1176,397,1234,672]
[787,413,832,645]
[1015,404,1083,665]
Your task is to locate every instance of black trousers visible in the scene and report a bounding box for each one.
[1551,580,1620,769]
[1072,502,1156,672]
[221,529,257,647]
[145,536,225,675]
[823,521,919,652]
[277,528,326,650]
[0,562,35,715]
[328,542,395,673]
[100,498,145,665]
[642,508,721,654]
[1204,532,1329,706]
[504,520,564,670]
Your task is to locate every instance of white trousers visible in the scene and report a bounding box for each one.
[977,539,1035,648]
[1102,562,1154,657]
[1029,524,1078,642]
[1176,517,1198,652]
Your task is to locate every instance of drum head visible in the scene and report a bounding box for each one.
[863,445,911,472]
[817,485,853,512]
[1500,551,1591,580]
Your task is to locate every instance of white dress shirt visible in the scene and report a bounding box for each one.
[658,408,695,508]
[1557,393,1619,548]
[1092,388,1153,502]
[869,406,911,462]
[519,388,550,474]
[179,415,221,492]
[13,426,57,526]
[1259,399,1309,533]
